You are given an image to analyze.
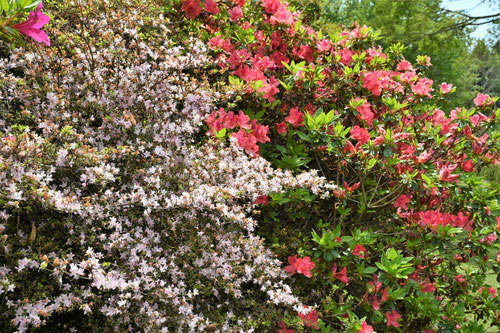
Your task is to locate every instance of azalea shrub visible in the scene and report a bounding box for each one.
[0,0,498,332]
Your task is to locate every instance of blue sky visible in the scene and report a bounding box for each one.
[442,0,498,39]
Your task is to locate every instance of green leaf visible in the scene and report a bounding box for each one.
[215,128,226,139]
[421,173,433,186]
[375,262,387,272]
[0,0,9,13]
[325,110,336,124]
[297,131,312,142]
[364,266,378,274]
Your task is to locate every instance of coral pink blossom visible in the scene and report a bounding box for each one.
[181,0,202,19]
[394,194,411,210]
[284,255,315,278]
[285,107,304,127]
[12,3,51,46]
[350,125,370,144]
[386,310,401,327]
[412,78,433,97]
[276,121,287,134]
[397,59,413,71]
[359,320,374,333]
[233,129,259,156]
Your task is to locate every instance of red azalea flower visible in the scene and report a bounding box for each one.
[353,244,366,258]
[344,181,360,193]
[295,256,315,277]
[439,164,460,182]
[298,308,319,330]
[284,255,298,275]
[420,279,436,293]
[277,321,294,333]
[254,195,269,205]
[233,129,259,156]
[332,263,349,283]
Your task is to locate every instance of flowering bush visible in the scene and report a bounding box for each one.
[0,0,498,332]
[0,0,334,331]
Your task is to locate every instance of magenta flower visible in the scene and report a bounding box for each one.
[12,3,51,46]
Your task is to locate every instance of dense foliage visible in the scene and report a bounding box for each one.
[0,0,498,332]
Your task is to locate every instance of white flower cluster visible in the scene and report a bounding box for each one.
[0,0,336,331]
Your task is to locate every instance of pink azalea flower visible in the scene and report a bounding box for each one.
[473,93,494,107]
[394,194,411,210]
[439,164,459,182]
[385,310,401,327]
[350,125,370,144]
[261,0,282,14]
[12,3,51,46]
[228,6,244,21]
[397,59,413,71]
[479,233,497,245]
[439,82,454,94]
[204,0,220,14]
[359,320,374,333]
